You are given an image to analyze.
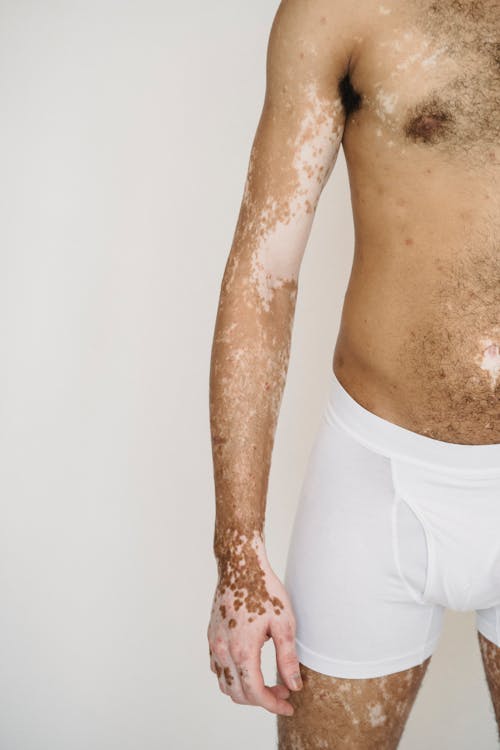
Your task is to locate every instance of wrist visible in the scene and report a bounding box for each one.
[214,526,271,579]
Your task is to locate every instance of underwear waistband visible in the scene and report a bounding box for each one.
[324,369,500,473]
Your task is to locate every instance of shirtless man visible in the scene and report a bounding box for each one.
[207,0,500,746]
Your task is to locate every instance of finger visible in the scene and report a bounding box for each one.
[272,668,292,700]
[213,650,248,703]
[209,647,217,674]
[237,651,294,716]
[215,658,232,695]
[271,620,303,692]
[270,683,291,700]
[210,653,218,675]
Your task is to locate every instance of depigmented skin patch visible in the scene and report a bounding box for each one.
[241,81,344,313]
[475,340,500,390]
[277,658,431,749]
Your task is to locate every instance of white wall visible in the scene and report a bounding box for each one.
[0,1,496,748]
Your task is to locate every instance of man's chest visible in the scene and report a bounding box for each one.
[346,0,500,157]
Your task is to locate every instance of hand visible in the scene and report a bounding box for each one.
[207,542,303,716]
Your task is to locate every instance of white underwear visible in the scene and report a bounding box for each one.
[284,370,500,679]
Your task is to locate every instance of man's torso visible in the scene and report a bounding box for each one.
[333,0,500,443]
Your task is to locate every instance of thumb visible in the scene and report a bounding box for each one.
[270,618,303,692]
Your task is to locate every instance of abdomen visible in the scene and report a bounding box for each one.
[333,240,500,445]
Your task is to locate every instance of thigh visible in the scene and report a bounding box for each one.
[276,658,431,750]
[478,630,500,736]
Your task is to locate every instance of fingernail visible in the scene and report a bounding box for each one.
[292,677,303,690]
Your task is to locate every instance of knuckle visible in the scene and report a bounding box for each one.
[213,640,228,659]
[274,627,293,644]
[237,665,252,687]
[275,625,295,644]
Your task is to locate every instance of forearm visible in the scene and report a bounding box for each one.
[209,244,298,577]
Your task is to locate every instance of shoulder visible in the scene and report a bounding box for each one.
[267,0,382,83]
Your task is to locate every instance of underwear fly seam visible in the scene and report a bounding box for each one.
[389,458,436,607]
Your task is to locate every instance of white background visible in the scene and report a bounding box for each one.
[0,1,497,747]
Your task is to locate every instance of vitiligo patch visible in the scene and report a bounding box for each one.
[245,82,344,312]
[476,339,500,390]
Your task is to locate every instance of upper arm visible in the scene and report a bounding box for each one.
[231,0,359,309]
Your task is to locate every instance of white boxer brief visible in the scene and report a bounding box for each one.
[284,369,500,679]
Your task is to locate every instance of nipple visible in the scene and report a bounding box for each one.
[405,111,451,143]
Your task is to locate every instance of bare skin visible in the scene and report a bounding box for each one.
[207,0,500,744]
[276,658,431,749]
[333,0,500,444]
[478,632,500,742]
